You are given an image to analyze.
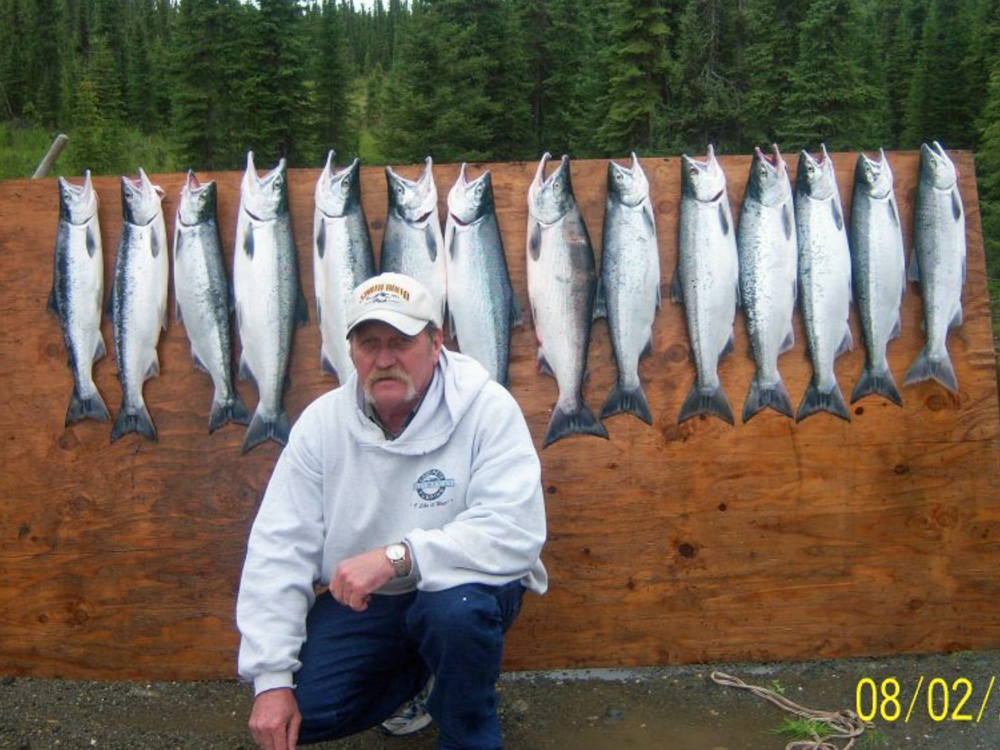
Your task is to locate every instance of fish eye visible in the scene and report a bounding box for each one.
[615,172,623,181]
[475,184,484,196]
[689,167,698,177]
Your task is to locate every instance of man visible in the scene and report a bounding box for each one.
[237,272,548,750]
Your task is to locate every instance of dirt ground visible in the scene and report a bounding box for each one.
[3,651,1000,749]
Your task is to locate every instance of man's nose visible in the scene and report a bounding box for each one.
[374,345,396,368]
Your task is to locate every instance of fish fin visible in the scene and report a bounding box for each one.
[47,286,59,315]
[831,199,844,232]
[951,188,962,222]
[105,292,115,321]
[209,393,252,433]
[782,203,793,241]
[537,350,555,379]
[295,284,310,327]
[851,363,903,406]
[543,401,608,448]
[527,221,541,262]
[836,327,854,358]
[243,223,255,258]
[65,386,110,425]
[510,294,524,328]
[890,314,902,341]
[94,337,106,362]
[780,326,795,354]
[241,410,291,454]
[448,310,457,341]
[950,304,963,329]
[150,228,161,259]
[670,270,682,303]
[642,202,656,237]
[600,380,653,425]
[228,280,236,316]
[145,356,161,380]
[316,220,326,259]
[795,379,850,423]
[889,195,900,228]
[678,382,734,425]
[86,224,98,257]
[718,201,730,236]
[191,350,209,374]
[425,224,439,262]
[641,338,654,360]
[742,375,793,423]
[238,354,256,385]
[904,347,958,393]
[175,299,185,325]
[321,349,338,378]
[719,333,735,360]
[110,403,157,443]
[593,278,607,320]
[908,249,920,282]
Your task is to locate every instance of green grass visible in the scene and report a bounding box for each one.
[0,122,179,180]
[769,717,889,747]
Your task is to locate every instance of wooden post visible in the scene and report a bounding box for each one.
[32,134,68,179]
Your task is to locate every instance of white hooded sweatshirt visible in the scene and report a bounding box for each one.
[237,349,548,695]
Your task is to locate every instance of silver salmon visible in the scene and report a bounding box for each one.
[47,170,110,425]
[445,163,521,386]
[526,153,608,447]
[904,141,966,394]
[313,151,375,383]
[850,149,905,406]
[597,153,660,424]
[673,145,739,425]
[110,169,169,443]
[794,145,853,422]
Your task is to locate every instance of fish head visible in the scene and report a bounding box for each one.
[447,163,494,226]
[121,168,165,226]
[58,170,98,225]
[919,141,957,190]
[528,153,575,224]
[606,152,649,208]
[795,147,836,200]
[680,145,727,203]
[386,156,437,224]
[178,170,218,227]
[854,150,893,199]
[315,151,361,219]
[241,152,288,221]
[746,144,789,206]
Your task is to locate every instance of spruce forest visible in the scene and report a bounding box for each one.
[1,0,999,295]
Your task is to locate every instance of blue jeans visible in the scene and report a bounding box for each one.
[295,581,525,750]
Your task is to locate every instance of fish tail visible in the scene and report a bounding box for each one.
[678,383,734,425]
[543,401,608,448]
[903,346,958,394]
[742,375,793,423]
[795,379,851,423]
[600,380,653,425]
[241,409,291,454]
[209,393,252,434]
[851,362,903,406]
[65,385,110,426]
[110,403,157,443]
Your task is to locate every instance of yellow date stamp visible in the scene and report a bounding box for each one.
[856,676,998,722]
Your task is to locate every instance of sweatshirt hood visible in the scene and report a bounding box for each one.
[346,348,492,455]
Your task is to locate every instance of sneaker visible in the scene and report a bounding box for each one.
[380,675,435,736]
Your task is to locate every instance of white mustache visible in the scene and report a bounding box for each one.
[363,367,416,404]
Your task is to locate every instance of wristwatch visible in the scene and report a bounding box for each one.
[385,543,408,578]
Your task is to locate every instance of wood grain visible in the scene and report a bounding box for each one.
[1,151,998,679]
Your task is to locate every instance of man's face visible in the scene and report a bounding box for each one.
[350,321,443,414]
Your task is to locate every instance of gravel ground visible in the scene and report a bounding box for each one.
[3,651,1000,749]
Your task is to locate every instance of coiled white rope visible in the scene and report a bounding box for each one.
[710,671,874,750]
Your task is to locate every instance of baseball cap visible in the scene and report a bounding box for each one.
[345,272,441,338]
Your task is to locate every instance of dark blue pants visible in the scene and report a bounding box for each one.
[295,581,524,750]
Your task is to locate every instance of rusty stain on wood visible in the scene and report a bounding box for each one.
[0,152,999,679]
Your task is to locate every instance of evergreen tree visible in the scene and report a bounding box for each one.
[597,0,671,154]
[311,0,359,162]
[740,0,802,148]
[977,64,1000,278]
[70,75,115,173]
[777,0,883,151]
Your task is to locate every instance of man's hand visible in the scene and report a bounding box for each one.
[249,687,301,750]
[330,548,397,612]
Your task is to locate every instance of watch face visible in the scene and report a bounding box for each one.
[387,544,405,562]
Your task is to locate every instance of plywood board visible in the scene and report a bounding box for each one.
[0,151,998,679]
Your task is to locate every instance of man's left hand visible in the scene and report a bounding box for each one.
[330,549,396,612]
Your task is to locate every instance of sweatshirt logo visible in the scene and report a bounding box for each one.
[413,469,455,502]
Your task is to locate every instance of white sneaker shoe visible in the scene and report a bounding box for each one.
[380,675,435,736]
